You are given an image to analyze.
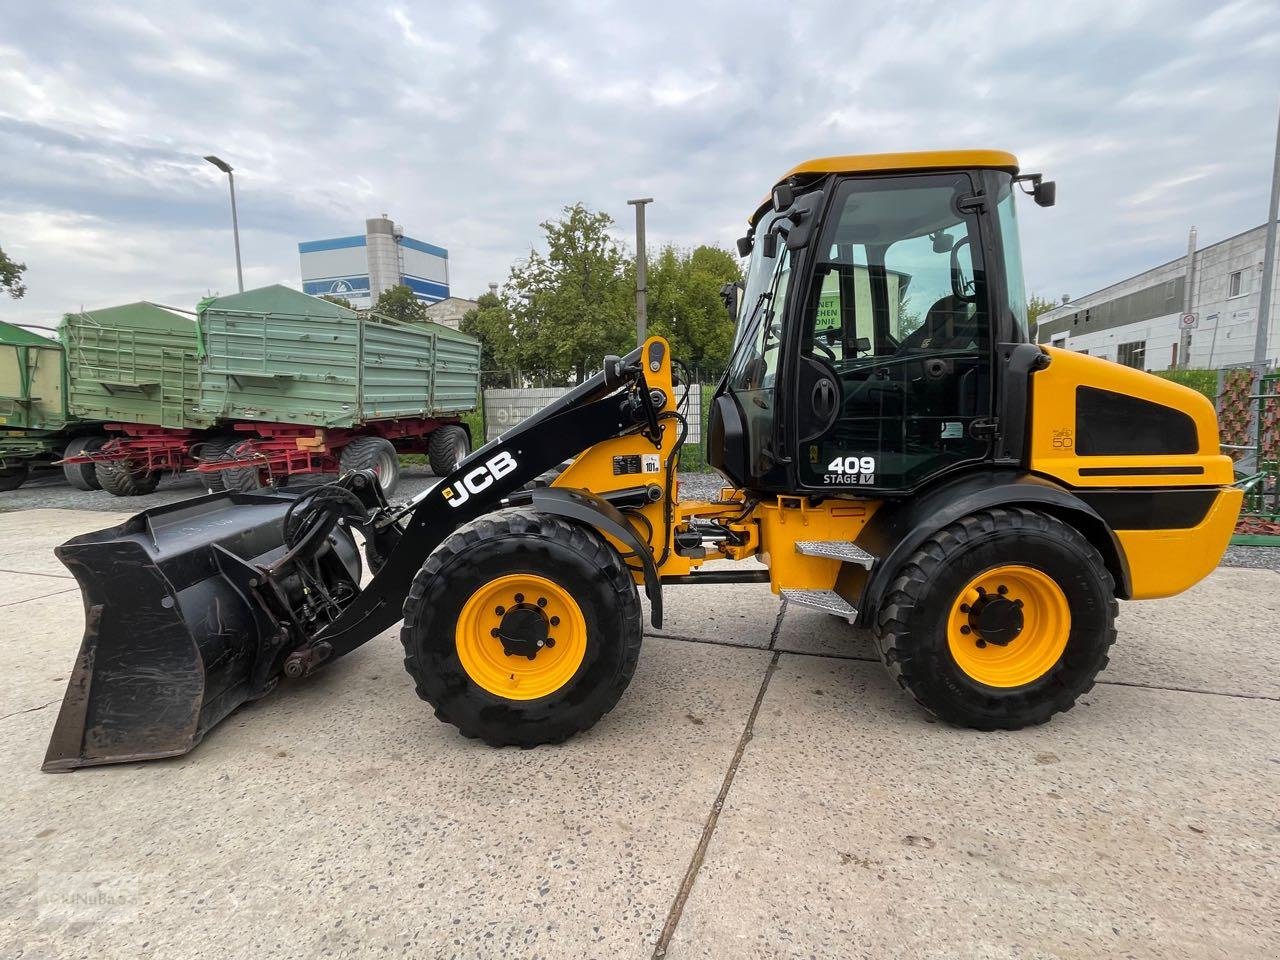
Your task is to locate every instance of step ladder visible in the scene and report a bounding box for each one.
[780,540,876,621]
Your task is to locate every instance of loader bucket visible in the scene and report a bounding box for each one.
[42,490,360,772]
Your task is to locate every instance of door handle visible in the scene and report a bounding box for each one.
[812,378,836,420]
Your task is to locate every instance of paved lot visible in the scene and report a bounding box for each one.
[1,508,1277,959]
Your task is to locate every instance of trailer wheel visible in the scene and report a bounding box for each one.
[874,506,1117,730]
[197,436,238,492]
[0,462,30,491]
[401,508,643,747]
[340,436,401,495]
[95,461,161,497]
[427,425,469,477]
[61,436,105,491]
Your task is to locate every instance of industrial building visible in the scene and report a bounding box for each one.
[298,216,449,310]
[1035,222,1280,370]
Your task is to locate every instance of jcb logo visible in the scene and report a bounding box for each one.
[442,451,518,508]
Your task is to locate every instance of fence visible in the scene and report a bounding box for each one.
[481,382,716,470]
[483,384,705,443]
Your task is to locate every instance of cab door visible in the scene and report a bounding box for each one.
[791,173,995,493]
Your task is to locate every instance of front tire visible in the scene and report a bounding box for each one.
[401,508,643,747]
[874,507,1117,730]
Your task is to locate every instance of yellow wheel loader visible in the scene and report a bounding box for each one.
[42,151,1243,771]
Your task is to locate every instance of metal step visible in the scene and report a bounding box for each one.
[780,589,859,620]
[794,540,875,569]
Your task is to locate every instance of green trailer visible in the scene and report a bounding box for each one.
[55,301,215,495]
[62,302,212,431]
[0,320,109,492]
[191,285,480,493]
[0,319,67,432]
[197,285,479,426]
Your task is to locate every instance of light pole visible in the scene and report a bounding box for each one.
[628,198,653,344]
[204,155,244,293]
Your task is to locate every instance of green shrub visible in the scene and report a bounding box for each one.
[1151,369,1218,400]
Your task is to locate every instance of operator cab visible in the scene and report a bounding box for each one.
[710,151,1051,496]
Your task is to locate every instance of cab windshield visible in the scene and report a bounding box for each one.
[725,211,791,393]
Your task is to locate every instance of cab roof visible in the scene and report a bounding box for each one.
[778,149,1019,183]
[751,150,1020,225]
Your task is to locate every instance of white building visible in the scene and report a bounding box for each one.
[298,216,449,310]
[1036,223,1280,370]
[424,297,479,330]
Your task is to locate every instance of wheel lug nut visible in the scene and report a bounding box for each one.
[960,603,970,613]
[537,597,547,608]
[495,606,505,616]
[960,625,971,635]
[976,639,987,648]
[537,640,544,647]
[997,585,1008,595]
[514,593,524,603]
[549,616,560,626]
[545,638,556,648]
[490,628,500,638]
[1014,599,1023,608]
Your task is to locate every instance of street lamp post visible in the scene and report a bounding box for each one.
[204,155,244,293]
[627,198,653,345]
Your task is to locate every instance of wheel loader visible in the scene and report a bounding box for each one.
[42,150,1243,771]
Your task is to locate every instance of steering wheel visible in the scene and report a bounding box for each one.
[811,334,837,362]
[950,236,976,302]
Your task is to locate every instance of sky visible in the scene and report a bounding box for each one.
[1,0,1278,330]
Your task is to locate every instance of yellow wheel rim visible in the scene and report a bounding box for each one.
[946,565,1070,688]
[455,573,587,701]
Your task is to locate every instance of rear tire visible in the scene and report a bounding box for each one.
[0,463,30,491]
[339,435,401,495]
[427,425,469,477]
[96,461,161,497]
[873,506,1117,730]
[61,436,105,491]
[401,508,643,747]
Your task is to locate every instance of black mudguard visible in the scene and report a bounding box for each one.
[853,470,1131,627]
[528,486,663,628]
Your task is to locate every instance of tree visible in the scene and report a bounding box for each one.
[459,290,511,386]
[643,244,742,377]
[374,284,429,324]
[502,204,633,383]
[319,293,354,309]
[1026,293,1057,340]
[1,244,27,299]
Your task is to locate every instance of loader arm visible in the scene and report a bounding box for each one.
[298,353,664,671]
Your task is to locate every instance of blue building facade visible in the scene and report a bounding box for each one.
[299,216,449,310]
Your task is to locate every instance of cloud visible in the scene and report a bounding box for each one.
[1,0,1278,325]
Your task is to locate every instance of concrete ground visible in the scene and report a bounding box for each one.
[0,508,1277,959]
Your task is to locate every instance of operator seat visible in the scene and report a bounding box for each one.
[901,295,980,350]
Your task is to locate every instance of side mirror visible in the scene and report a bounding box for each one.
[720,281,744,321]
[854,336,872,354]
[736,234,753,257]
[772,183,794,212]
[1034,180,1056,207]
